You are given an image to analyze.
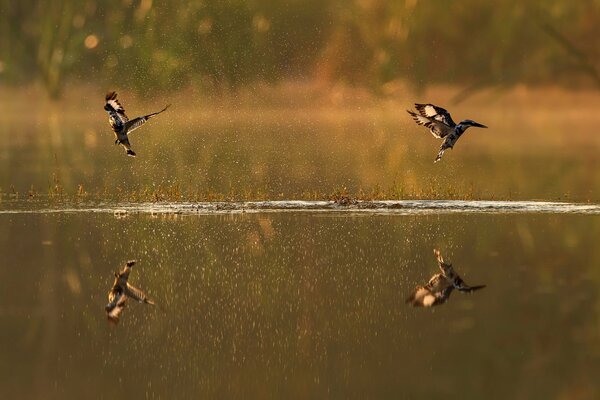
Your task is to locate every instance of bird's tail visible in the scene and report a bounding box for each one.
[126,260,137,267]
[126,149,136,157]
[144,298,156,306]
[434,149,445,163]
[144,104,170,120]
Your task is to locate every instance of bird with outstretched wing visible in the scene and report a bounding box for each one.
[104,91,170,157]
[106,260,155,324]
[406,249,485,307]
[407,103,487,162]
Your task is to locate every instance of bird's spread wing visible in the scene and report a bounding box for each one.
[104,91,129,125]
[407,110,453,138]
[414,103,456,127]
[125,283,155,305]
[124,104,170,134]
[434,250,486,292]
[436,253,464,285]
[454,280,486,293]
[434,249,453,272]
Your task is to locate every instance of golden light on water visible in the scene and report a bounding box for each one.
[84,34,99,49]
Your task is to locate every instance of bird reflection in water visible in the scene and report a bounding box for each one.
[106,260,155,324]
[407,249,486,307]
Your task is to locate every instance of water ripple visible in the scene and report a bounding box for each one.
[1,200,599,215]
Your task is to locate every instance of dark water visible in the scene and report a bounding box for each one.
[1,210,599,399]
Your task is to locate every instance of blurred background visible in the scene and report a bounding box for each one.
[1,0,599,98]
[0,0,599,201]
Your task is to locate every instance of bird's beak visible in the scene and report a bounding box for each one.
[473,122,487,128]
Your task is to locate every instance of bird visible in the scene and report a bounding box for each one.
[106,260,155,324]
[104,91,170,157]
[406,249,486,307]
[407,103,487,162]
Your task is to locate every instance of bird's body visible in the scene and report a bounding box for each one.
[104,91,170,157]
[406,249,485,307]
[106,260,155,324]
[407,103,487,162]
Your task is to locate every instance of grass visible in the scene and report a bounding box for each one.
[0,179,537,205]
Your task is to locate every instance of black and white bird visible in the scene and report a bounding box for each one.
[407,103,487,162]
[406,249,486,307]
[104,91,170,157]
[106,260,155,324]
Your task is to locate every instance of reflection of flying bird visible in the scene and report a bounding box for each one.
[407,103,487,162]
[406,249,486,307]
[104,91,170,157]
[106,260,155,324]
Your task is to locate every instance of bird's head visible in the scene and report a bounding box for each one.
[457,119,487,131]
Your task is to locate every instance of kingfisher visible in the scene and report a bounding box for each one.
[104,91,170,157]
[406,249,486,307]
[407,103,487,162]
[106,260,155,324]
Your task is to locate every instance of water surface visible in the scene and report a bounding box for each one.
[1,210,599,399]
[1,104,600,398]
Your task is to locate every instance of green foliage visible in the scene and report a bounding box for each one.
[1,0,599,97]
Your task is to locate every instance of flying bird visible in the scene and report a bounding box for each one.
[104,91,170,157]
[106,260,155,324]
[407,103,487,162]
[406,249,486,307]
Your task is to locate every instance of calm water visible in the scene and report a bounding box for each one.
[1,210,599,399]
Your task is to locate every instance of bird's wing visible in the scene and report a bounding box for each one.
[434,249,455,275]
[123,117,148,134]
[437,259,466,287]
[424,272,449,291]
[414,103,456,127]
[125,283,155,305]
[407,110,453,138]
[104,91,129,124]
[124,104,170,134]
[455,280,486,293]
[434,250,486,292]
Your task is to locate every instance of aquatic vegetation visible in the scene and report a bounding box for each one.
[0,181,517,204]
